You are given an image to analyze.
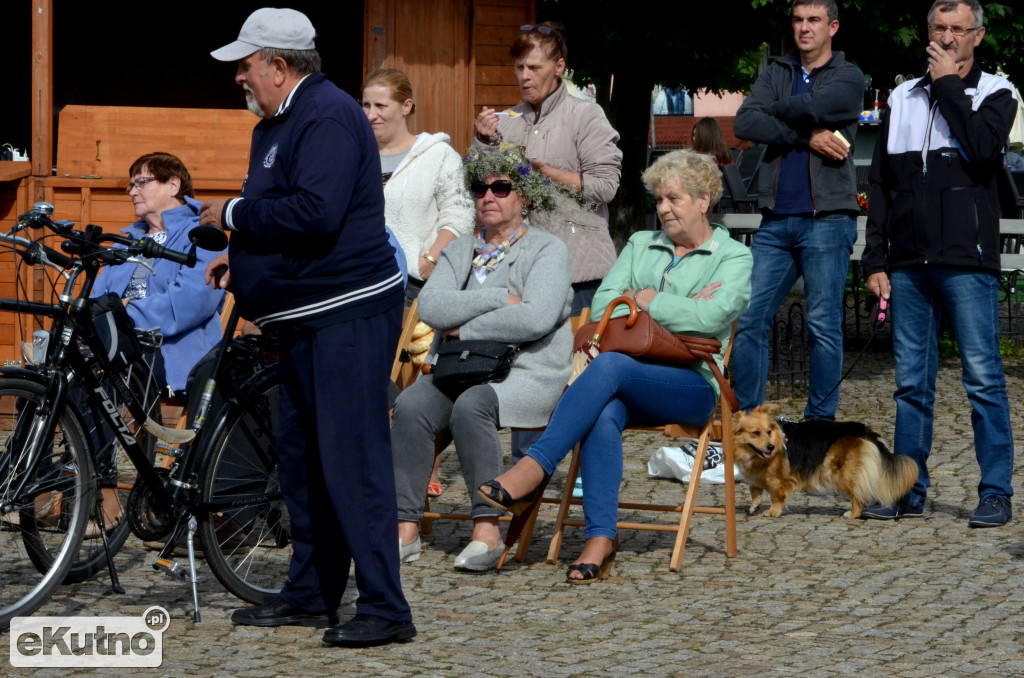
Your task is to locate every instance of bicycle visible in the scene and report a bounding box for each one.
[0,203,288,629]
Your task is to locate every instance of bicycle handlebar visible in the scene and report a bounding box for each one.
[14,202,226,273]
[24,241,75,270]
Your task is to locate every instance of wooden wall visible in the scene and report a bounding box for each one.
[365,0,532,154]
[0,1,536,363]
[0,164,35,364]
[473,1,531,116]
[40,105,252,234]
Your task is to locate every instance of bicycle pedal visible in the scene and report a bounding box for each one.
[153,557,191,580]
[156,442,182,457]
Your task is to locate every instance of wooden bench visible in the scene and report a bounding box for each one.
[41,105,255,232]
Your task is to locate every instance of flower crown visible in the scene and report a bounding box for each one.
[462,143,593,213]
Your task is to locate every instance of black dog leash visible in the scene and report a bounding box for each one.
[816,297,888,410]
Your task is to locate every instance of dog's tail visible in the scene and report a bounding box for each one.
[863,436,919,505]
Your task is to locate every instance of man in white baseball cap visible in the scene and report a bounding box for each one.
[201,7,416,648]
[210,7,315,61]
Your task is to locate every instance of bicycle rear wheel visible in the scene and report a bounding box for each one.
[0,377,94,630]
[198,367,289,604]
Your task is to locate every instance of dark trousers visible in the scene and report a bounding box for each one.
[275,301,411,622]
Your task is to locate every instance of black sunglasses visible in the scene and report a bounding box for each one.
[470,180,514,199]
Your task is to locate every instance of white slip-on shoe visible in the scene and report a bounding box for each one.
[399,536,422,563]
[453,540,503,571]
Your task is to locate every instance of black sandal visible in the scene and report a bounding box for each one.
[566,538,618,585]
[477,479,543,517]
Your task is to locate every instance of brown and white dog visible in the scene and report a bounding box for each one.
[733,405,918,519]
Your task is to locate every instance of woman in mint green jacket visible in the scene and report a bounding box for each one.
[479,149,752,583]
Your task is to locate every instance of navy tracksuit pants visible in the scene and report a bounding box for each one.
[274,300,411,622]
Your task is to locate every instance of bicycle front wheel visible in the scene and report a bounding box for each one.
[0,377,94,630]
[198,367,289,604]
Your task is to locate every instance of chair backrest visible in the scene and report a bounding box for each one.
[570,308,591,334]
[736,143,765,188]
[719,164,756,214]
[220,292,237,336]
[391,298,421,389]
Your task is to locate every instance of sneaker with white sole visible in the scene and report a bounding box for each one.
[453,540,503,571]
[399,536,422,563]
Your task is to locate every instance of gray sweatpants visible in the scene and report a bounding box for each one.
[391,375,504,523]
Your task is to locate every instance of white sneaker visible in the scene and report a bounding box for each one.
[453,540,503,571]
[399,536,421,563]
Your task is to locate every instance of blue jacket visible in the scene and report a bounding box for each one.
[93,196,225,391]
[223,73,403,327]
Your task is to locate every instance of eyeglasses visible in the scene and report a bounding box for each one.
[470,180,514,199]
[928,23,979,38]
[125,176,158,194]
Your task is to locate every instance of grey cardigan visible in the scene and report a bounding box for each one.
[418,227,573,428]
[473,83,622,284]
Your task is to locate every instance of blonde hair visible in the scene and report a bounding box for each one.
[642,149,722,206]
[361,68,416,115]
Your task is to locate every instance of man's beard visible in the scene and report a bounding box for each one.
[243,85,265,118]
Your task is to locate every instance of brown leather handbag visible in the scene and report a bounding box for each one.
[571,296,738,411]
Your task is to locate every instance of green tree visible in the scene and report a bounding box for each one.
[538,0,1024,243]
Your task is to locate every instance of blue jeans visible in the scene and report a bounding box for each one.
[732,212,857,419]
[890,267,1014,502]
[510,281,602,464]
[525,352,716,540]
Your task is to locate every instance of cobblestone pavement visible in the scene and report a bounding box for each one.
[7,355,1024,677]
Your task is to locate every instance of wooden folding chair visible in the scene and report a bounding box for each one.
[498,308,591,565]
[420,308,590,537]
[543,322,738,572]
[391,299,422,391]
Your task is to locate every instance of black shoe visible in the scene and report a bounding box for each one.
[861,495,925,520]
[231,598,339,628]
[322,614,417,647]
[477,478,545,516]
[968,495,1012,528]
[860,503,899,520]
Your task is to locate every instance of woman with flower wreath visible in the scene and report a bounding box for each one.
[390,146,574,572]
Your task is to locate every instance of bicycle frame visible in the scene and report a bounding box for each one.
[1,208,282,620]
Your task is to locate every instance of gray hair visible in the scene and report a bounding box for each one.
[642,149,723,207]
[259,47,322,76]
[793,0,839,23]
[927,0,983,28]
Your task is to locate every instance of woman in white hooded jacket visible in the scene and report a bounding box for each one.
[363,68,475,304]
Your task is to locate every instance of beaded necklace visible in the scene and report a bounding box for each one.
[472,223,528,272]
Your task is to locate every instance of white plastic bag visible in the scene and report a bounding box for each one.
[647,439,739,485]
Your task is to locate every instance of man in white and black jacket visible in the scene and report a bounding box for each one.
[862,0,1017,526]
[201,8,415,645]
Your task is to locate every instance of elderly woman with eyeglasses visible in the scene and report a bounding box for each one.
[390,146,574,572]
[94,151,225,393]
[84,152,224,538]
